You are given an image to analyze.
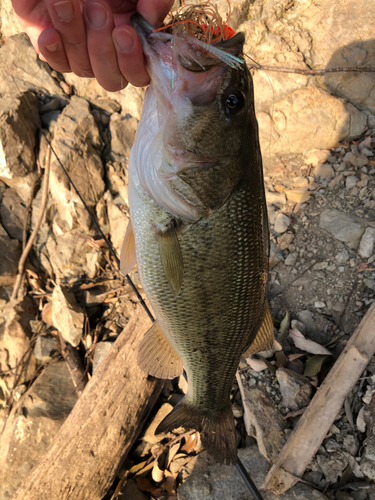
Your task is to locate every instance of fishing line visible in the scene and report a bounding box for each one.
[236,458,264,500]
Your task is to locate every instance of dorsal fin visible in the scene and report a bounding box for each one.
[120,219,137,276]
[137,321,183,380]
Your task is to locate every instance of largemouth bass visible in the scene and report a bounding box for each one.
[121,13,273,464]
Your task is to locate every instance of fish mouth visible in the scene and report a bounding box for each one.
[130,13,245,73]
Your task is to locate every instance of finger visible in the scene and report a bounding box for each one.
[113,25,150,87]
[138,0,175,27]
[83,0,126,92]
[38,28,72,73]
[46,0,94,77]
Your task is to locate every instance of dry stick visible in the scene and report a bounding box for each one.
[58,333,88,397]
[262,302,375,495]
[22,178,38,252]
[11,147,51,301]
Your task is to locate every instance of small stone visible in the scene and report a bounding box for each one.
[232,403,243,418]
[274,213,290,234]
[276,368,313,411]
[278,232,295,250]
[328,174,344,189]
[325,438,341,452]
[51,285,84,347]
[343,435,358,455]
[285,252,298,266]
[291,320,306,334]
[266,191,286,205]
[313,261,328,270]
[33,335,59,362]
[314,301,326,308]
[335,249,350,263]
[319,209,364,249]
[270,240,284,264]
[297,310,315,333]
[358,227,375,259]
[315,163,335,179]
[346,175,358,190]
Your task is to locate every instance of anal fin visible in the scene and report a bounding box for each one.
[137,321,183,380]
[120,219,136,276]
[156,220,184,295]
[243,302,274,358]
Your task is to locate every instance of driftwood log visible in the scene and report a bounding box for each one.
[262,302,375,495]
[11,306,163,500]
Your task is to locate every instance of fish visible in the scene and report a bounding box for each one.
[120,12,274,465]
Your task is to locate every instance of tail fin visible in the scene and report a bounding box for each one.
[155,397,237,465]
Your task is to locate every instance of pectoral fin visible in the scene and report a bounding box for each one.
[243,302,274,357]
[137,321,183,380]
[120,219,136,276]
[156,221,184,295]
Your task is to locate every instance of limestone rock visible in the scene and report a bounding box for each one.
[107,200,129,255]
[0,223,21,282]
[0,188,26,241]
[0,0,24,38]
[0,34,62,96]
[358,227,375,259]
[33,335,59,363]
[0,92,40,181]
[48,96,105,233]
[0,362,78,500]
[51,285,84,347]
[319,209,365,249]
[178,447,328,500]
[110,112,138,161]
[274,213,290,234]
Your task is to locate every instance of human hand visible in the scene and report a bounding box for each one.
[11,0,174,91]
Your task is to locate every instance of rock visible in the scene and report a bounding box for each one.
[118,479,148,500]
[329,174,344,190]
[0,92,40,181]
[270,240,284,264]
[0,223,21,282]
[3,172,40,205]
[109,112,138,161]
[314,301,326,308]
[0,361,78,499]
[238,383,285,462]
[90,97,122,115]
[319,209,365,249]
[276,369,313,411]
[106,199,130,255]
[142,403,176,444]
[291,320,306,335]
[0,297,37,399]
[297,310,316,334]
[285,252,298,266]
[47,96,105,233]
[0,0,24,38]
[266,191,286,206]
[358,227,375,258]
[335,249,350,264]
[51,285,84,347]
[274,213,290,234]
[0,34,63,96]
[0,188,26,241]
[315,163,335,179]
[346,175,358,190]
[92,342,114,372]
[177,446,328,500]
[33,335,59,363]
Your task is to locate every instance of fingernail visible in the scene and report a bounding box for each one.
[86,3,107,28]
[46,42,59,52]
[53,1,74,22]
[114,28,135,54]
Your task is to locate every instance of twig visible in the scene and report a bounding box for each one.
[58,332,88,397]
[22,178,38,251]
[256,65,375,75]
[11,146,52,301]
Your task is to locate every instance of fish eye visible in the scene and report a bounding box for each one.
[224,91,245,115]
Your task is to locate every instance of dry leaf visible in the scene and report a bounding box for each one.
[357,406,367,433]
[152,461,165,483]
[304,355,329,377]
[289,328,332,355]
[167,443,181,468]
[246,356,268,372]
[136,477,155,492]
[279,311,290,341]
[288,353,305,361]
[275,351,287,368]
[287,358,305,375]
[181,433,197,454]
[132,460,155,476]
[285,189,311,203]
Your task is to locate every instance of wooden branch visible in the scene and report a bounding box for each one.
[262,302,375,495]
[11,306,163,500]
